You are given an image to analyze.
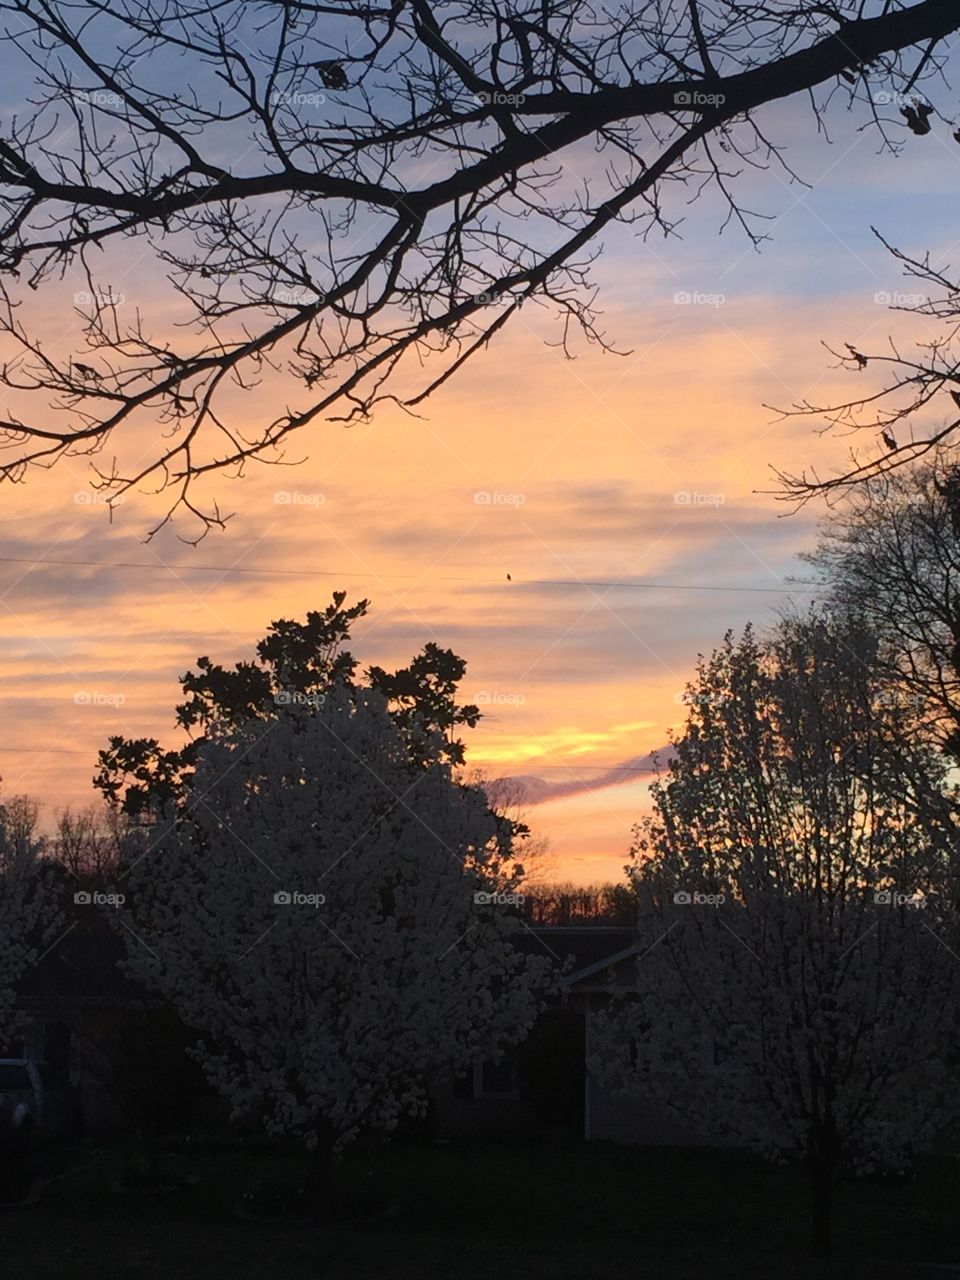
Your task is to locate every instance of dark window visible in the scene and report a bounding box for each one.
[480,1058,517,1098]
[452,1070,473,1101]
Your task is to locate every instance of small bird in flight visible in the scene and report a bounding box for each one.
[881,429,898,452]
[506,573,512,582]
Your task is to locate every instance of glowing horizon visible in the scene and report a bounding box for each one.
[2,97,957,883]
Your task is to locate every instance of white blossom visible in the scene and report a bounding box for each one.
[590,615,960,1249]
[124,685,551,1150]
[0,798,58,1047]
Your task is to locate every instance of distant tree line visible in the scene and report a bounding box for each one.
[520,881,637,927]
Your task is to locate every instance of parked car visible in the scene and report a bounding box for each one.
[0,1059,83,1142]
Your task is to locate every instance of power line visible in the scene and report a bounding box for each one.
[0,555,817,595]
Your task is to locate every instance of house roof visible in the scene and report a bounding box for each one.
[17,918,642,1009]
[513,926,640,988]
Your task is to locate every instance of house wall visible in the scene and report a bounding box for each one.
[68,1008,131,1136]
[16,1009,130,1136]
[433,1009,586,1140]
[432,1082,531,1140]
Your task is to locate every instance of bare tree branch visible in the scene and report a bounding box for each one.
[0,0,956,536]
[774,228,960,507]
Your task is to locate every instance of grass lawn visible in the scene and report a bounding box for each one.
[1,1135,958,1279]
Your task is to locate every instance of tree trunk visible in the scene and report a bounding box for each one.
[144,1133,160,1185]
[302,1121,339,1218]
[808,1151,834,1256]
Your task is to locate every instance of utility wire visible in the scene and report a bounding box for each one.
[0,555,817,595]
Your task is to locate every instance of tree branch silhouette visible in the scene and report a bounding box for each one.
[0,0,956,535]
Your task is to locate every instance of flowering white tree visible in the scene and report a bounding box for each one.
[0,792,57,1052]
[591,615,960,1255]
[0,873,42,1052]
[123,684,551,1187]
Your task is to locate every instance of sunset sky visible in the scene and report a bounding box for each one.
[1,91,957,882]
